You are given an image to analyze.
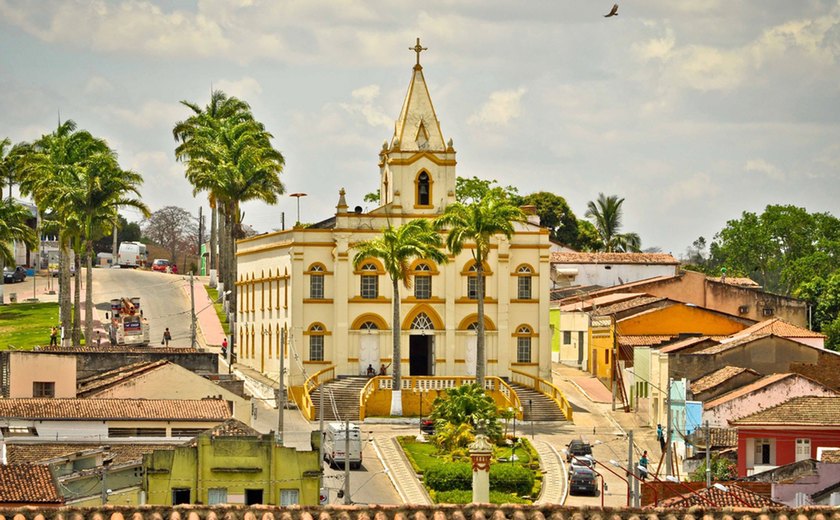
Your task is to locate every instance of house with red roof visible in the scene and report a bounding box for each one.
[730,396,840,477]
[0,464,63,507]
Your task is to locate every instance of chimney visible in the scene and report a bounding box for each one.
[520,205,540,226]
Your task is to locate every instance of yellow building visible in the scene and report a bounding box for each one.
[234,47,552,398]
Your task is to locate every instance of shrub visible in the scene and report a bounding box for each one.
[490,463,535,496]
[434,489,530,504]
[424,462,472,492]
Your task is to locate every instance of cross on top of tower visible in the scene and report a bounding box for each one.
[409,37,427,68]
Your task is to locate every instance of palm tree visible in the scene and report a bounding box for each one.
[434,195,525,390]
[0,197,38,304]
[173,90,285,318]
[585,193,641,252]
[352,219,448,416]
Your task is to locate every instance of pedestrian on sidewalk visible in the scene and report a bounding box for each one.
[221,338,228,357]
[639,450,649,480]
[49,326,58,347]
[96,331,102,348]
[162,327,172,346]
[657,423,666,452]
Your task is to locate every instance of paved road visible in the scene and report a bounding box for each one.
[92,268,194,347]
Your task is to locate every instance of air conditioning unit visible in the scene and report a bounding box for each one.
[738,305,749,314]
[763,307,775,316]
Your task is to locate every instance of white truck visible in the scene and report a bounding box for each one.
[117,241,148,268]
[105,297,151,346]
[324,422,363,469]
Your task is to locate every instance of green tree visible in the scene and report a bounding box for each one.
[174,90,285,317]
[456,176,517,203]
[796,272,840,351]
[689,455,737,482]
[142,206,198,262]
[352,219,448,416]
[435,193,525,389]
[585,193,641,252]
[429,383,502,443]
[709,205,840,294]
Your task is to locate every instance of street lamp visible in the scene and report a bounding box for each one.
[290,193,307,226]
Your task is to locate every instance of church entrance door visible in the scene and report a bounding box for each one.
[409,334,434,376]
[359,335,379,376]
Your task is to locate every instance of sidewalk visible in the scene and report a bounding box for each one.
[189,277,226,348]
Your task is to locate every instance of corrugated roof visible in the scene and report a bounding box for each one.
[731,396,840,426]
[0,398,232,421]
[550,252,679,265]
[691,366,758,395]
[0,464,63,504]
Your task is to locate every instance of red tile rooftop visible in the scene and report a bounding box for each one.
[0,398,232,421]
[550,252,680,264]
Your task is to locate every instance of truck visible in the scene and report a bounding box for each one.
[117,241,148,268]
[105,297,151,346]
[324,422,363,469]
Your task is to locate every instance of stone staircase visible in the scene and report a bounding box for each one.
[310,376,368,422]
[510,383,568,422]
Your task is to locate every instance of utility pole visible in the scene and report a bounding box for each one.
[111,222,118,263]
[705,420,712,488]
[277,327,286,445]
[665,378,673,477]
[189,272,197,348]
[344,418,351,504]
[318,378,325,502]
[198,207,203,275]
[627,430,638,507]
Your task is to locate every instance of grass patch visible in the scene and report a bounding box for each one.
[398,436,542,504]
[0,302,61,350]
[205,285,230,336]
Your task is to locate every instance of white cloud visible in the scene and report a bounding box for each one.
[215,77,263,99]
[99,100,184,130]
[744,159,785,181]
[468,87,526,126]
[661,172,722,209]
[84,75,113,95]
[338,85,391,128]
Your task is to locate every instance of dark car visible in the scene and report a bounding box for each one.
[569,466,598,496]
[566,439,593,462]
[3,266,26,283]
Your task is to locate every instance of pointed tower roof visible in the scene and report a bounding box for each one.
[392,38,446,153]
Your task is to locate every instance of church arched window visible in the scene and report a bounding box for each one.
[410,313,435,331]
[416,171,430,206]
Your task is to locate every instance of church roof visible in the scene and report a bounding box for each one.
[392,60,446,153]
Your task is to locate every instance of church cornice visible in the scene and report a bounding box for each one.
[379,151,456,167]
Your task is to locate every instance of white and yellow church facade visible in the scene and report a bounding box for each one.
[233,52,553,397]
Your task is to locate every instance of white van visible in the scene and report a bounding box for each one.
[117,241,148,268]
[324,422,362,469]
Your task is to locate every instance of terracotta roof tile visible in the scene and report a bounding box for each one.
[36,345,201,353]
[691,366,758,395]
[0,398,232,421]
[695,332,776,354]
[617,335,676,347]
[0,464,63,504]
[660,336,716,353]
[658,483,783,508]
[731,396,840,426]
[821,449,840,463]
[593,295,667,316]
[708,276,762,287]
[5,443,173,466]
[557,291,646,311]
[550,252,680,265]
[730,318,825,339]
[209,418,262,438]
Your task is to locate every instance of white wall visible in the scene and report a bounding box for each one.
[557,263,676,288]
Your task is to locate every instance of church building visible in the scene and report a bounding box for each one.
[234,42,552,394]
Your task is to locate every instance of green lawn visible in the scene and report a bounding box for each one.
[0,302,61,350]
[205,285,230,336]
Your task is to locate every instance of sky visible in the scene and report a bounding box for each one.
[2,0,839,257]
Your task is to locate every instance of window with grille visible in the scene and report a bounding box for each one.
[309,324,325,361]
[279,489,300,506]
[411,313,435,330]
[33,381,55,398]
[517,326,531,363]
[414,263,432,299]
[309,264,324,299]
[208,488,228,505]
[360,263,379,299]
[360,321,379,330]
[516,265,532,299]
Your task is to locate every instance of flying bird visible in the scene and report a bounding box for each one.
[604,4,619,17]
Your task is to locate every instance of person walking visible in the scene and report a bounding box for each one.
[657,423,666,452]
[639,450,649,480]
[163,327,172,346]
[221,338,228,357]
[49,326,58,347]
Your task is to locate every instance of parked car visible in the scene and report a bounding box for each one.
[3,266,26,283]
[566,439,593,462]
[569,454,595,470]
[151,259,171,272]
[569,466,598,496]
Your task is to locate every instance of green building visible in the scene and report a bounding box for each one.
[143,419,320,506]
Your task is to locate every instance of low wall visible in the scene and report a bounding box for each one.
[0,503,838,520]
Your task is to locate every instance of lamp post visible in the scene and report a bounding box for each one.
[290,193,307,226]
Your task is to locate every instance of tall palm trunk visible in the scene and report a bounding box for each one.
[59,239,72,346]
[391,276,403,416]
[227,202,238,317]
[72,246,82,347]
[84,236,94,347]
[476,257,487,390]
[210,203,217,272]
